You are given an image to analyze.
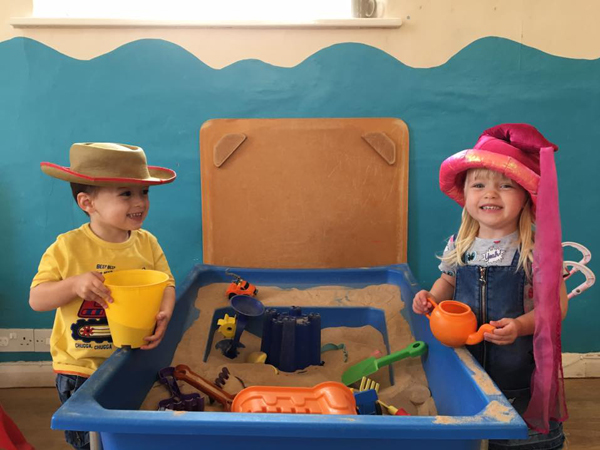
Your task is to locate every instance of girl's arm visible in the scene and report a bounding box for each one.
[431,273,457,301]
[412,273,456,314]
[485,281,569,345]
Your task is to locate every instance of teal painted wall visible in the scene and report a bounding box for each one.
[0,37,597,361]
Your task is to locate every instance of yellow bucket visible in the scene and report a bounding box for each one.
[103,269,169,348]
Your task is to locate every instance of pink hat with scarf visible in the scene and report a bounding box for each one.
[439,123,557,211]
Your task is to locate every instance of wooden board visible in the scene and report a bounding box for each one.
[200,118,409,268]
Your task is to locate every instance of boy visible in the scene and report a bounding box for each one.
[30,142,176,449]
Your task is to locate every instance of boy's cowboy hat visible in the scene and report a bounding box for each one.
[41,142,176,186]
[439,123,557,209]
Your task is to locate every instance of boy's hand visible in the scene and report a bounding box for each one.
[413,290,434,315]
[485,318,520,345]
[140,311,171,350]
[72,272,113,308]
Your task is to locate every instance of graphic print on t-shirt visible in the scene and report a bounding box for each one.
[69,263,114,344]
[483,246,505,264]
[70,300,112,344]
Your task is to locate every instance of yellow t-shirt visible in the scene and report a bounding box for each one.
[31,224,175,377]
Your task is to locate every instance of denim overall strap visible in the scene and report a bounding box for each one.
[454,250,534,396]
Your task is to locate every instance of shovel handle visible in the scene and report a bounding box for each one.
[174,364,235,410]
[375,341,427,368]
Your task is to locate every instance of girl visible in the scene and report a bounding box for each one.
[412,124,568,450]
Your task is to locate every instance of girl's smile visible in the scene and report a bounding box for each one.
[464,170,528,239]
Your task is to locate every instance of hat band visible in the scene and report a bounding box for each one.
[41,162,176,186]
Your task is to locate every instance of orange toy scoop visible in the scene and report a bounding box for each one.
[231,382,356,415]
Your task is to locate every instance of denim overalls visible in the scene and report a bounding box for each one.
[455,250,564,450]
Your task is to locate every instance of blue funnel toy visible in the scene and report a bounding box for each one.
[222,295,265,359]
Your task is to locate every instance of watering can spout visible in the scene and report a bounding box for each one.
[465,324,495,346]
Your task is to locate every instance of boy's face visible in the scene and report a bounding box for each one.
[79,185,150,241]
[464,169,528,238]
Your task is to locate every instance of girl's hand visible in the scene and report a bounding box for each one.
[140,311,171,350]
[485,318,520,345]
[413,290,434,315]
[72,272,113,309]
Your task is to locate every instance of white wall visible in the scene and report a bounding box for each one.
[2,0,600,68]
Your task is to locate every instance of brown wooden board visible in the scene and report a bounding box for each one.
[200,118,409,268]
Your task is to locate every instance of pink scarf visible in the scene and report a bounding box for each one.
[523,146,568,433]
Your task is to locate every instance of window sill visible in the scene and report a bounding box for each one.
[10,17,402,29]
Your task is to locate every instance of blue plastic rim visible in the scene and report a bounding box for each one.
[51,264,528,450]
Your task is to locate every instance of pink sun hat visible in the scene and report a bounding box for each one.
[439,123,558,209]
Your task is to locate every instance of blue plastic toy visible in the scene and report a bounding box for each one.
[219,295,265,359]
[260,306,322,372]
[353,389,380,415]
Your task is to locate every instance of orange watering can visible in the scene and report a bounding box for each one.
[425,298,495,347]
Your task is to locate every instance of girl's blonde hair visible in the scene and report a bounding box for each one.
[439,169,535,279]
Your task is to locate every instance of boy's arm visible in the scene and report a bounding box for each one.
[486,281,569,345]
[140,286,176,350]
[30,272,113,312]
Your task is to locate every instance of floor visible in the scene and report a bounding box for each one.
[1,379,599,450]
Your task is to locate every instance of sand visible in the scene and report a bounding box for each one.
[141,283,436,416]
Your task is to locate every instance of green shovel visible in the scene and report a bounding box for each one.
[341,341,428,386]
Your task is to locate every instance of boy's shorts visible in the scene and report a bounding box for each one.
[56,373,90,450]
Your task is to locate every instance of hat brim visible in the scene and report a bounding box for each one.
[439,149,539,207]
[41,162,176,187]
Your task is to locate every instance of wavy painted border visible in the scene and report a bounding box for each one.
[2,0,600,68]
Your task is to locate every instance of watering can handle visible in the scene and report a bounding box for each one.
[424,297,438,319]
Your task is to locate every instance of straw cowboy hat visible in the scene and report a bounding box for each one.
[439,123,558,210]
[41,142,176,186]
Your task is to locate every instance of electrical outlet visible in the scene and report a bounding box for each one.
[34,329,53,352]
[0,329,34,352]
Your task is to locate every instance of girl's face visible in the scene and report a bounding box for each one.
[464,170,528,239]
[81,185,150,242]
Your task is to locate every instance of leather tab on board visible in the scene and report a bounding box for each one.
[362,132,396,165]
[214,133,247,167]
